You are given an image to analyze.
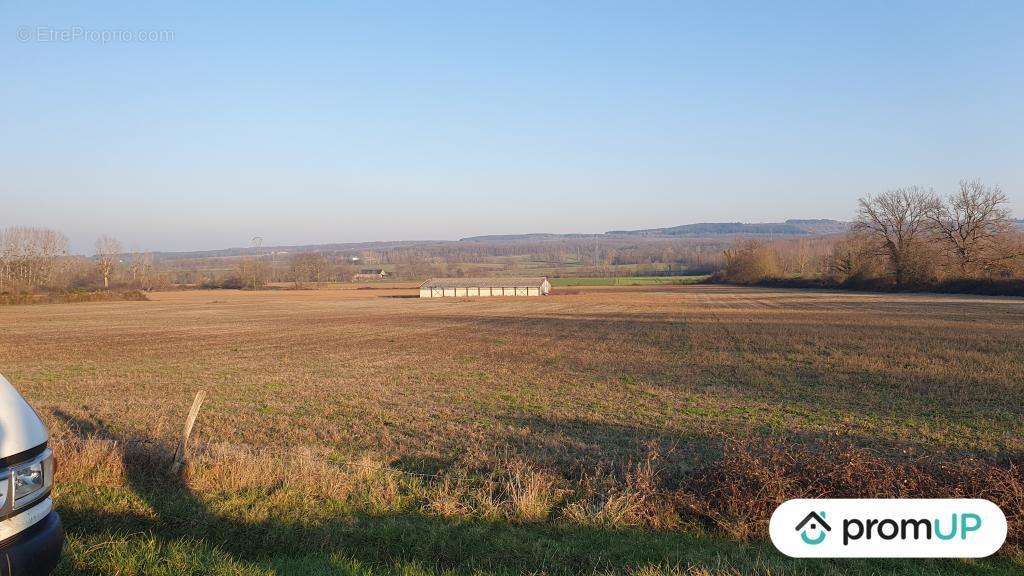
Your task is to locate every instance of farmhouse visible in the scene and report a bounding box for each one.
[420,277,551,298]
[353,268,388,281]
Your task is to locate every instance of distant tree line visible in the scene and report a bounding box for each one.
[719,180,1024,293]
[0,228,170,296]
[160,238,727,289]
[0,226,69,292]
[15,182,1014,297]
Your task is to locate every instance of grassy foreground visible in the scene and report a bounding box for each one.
[53,438,1020,576]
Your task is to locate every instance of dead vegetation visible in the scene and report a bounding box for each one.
[678,436,1024,546]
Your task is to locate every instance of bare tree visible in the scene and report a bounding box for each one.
[722,239,779,284]
[232,257,268,290]
[854,187,935,288]
[129,251,156,289]
[927,179,1018,276]
[0,227,70,292]
[289,252,328,284]
[95,235,122,289]
[795,238,810,276]
[826,231,884,283]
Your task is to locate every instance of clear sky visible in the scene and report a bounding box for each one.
[2,1,1021,253]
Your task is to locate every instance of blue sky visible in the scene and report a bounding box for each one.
[2,1,1021,253]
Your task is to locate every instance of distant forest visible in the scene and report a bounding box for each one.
[2,181,1022,297]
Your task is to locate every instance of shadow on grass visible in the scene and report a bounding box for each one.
[507,414,1024,478]
[51,411,735,575]
[502,414,708,479]
[50,411,1018,576]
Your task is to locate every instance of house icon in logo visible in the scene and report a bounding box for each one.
[795,511,831,545]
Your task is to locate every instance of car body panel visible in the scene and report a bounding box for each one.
[0,509,63,576]
[0,374,62,575]
[0,376,48,460]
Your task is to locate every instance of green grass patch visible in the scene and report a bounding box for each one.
[55,481,1021,576]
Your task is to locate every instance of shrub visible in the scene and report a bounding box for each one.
[676,436,1024,546]
[720,240,779,284]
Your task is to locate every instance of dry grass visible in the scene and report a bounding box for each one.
[49,432,1023,574]
[1,285,1023,573]
[6,285,1021,463]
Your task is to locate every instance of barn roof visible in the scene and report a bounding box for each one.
[420,277,549,289]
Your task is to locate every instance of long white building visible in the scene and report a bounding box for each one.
[419,277,551,298]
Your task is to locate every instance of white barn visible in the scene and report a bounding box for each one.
[420,277,551,298]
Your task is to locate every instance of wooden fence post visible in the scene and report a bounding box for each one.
[171,390,207,474]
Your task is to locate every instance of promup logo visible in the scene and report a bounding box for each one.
[795,511,830,545]
[770,499,1006,558]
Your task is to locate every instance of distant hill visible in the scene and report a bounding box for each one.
[151,240,437,261]
[611,222,804,236]
[459,233,599,242]
[780,219,851,234]
[154,219,852,258]
[610,219,850,237]
[462,219,851,243]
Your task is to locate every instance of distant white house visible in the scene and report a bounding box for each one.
[353,268,388,281]
[419,277,551,298]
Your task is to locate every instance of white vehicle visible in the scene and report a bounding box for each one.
[0,375,62,575]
